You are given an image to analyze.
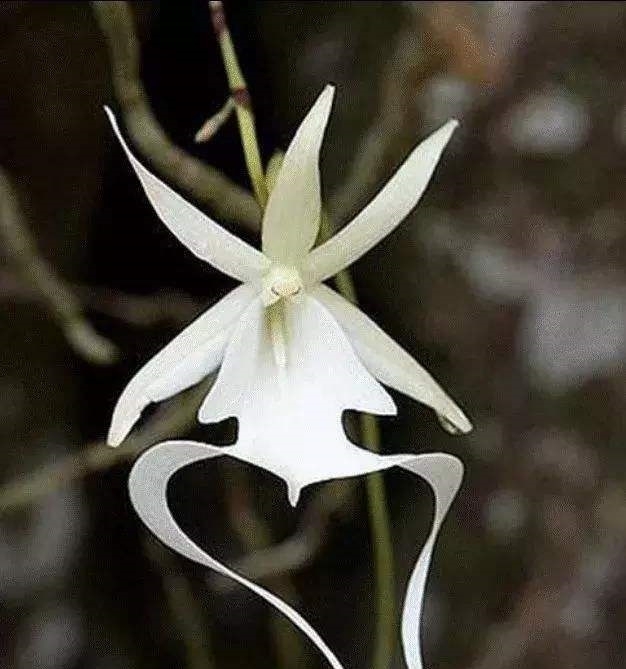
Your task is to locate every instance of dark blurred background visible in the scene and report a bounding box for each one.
[1,2,625,669]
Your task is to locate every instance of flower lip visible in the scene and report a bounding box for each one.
[261,264,304,306]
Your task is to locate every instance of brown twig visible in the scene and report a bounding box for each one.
[91,1,261,231]
[0,269,204,328]
[145,538,216,669]
[0,381,210,515]
[0,167,117,365]
[213,480,355,586]
[221,465,307,669]
[329,3,495,223]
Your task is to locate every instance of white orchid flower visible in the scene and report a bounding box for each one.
[105,85,471,669]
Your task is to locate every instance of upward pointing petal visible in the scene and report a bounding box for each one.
[105,107,270,283]
[313,284,472,435]
[303,119,458,283]
[261,85,335,263]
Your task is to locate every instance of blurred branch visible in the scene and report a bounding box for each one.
[146,539,216,669]
[216,480,355,584]
[0,167,117,365]
[422,2,498,86]
[328,19,424,222]
[0,381,210,515]
[91,0,262,231]
[82,285,202,327]
[0,269,203,327]
[223,467,307,669]
[330,4,494,223]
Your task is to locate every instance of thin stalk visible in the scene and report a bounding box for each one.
[320,213,396,669]
[209,1,268,207]
[363,418,396,669]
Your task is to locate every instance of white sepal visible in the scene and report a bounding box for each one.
[313,284,472,434]
[105,107,270,282]
[261,86,335,263]
[303,120,458,283]
[108,283,257,446]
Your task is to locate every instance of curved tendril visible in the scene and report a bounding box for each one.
[128,440,463,669]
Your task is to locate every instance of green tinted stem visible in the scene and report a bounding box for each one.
[209,1,268,207]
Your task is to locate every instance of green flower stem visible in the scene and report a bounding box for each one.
[209,1,268,208]
[363,419,397,669]
[320,213,396,669]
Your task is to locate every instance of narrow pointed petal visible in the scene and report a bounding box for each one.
[129,440,347,669]
[313,284,472,434]
[303,120,458,283]
[198,294,400,500]
[107,283,256,446]
[399,453,464,669]
[261,86,335,263]
[104,107,270,282]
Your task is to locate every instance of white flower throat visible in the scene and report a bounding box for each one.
[262,264,305,368]
[261,264,304,305]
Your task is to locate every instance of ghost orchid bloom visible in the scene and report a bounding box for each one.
[105,85,471,669]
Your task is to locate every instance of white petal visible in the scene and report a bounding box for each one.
[198,294,402,504]
[303,120,458,283]
[399,453,464,669]
[128,440,346,669]
[129,441,463,669]
[107,283,256,446]
[261,86,335,263]
[313,284,472,434]
[104,107,270,282]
